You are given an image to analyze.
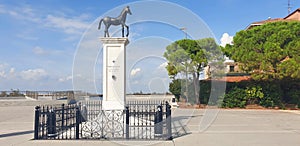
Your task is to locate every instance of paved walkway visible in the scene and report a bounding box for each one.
[0,101,300,146]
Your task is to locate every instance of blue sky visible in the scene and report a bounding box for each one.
[0,0,299,92]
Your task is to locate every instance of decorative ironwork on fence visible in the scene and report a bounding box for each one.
[34,100,172,140]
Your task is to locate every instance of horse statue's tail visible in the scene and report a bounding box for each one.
[98,19,103,30]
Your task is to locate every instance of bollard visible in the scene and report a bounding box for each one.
[154,105,163,137]
[34,106,40,139]
[61,104,65,130]
[166,101,172,140]
[125,106,129,139]
[154,106,158,135]
[75,107,80,139]
[47,109,56,138]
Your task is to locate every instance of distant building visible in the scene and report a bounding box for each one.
[224,59,241,73]
[246,8,300,30]
[222,8,300,82]
[285,8,300,20]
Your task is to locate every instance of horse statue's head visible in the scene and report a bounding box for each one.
[125,6,132,15]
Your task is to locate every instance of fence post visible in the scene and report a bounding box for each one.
[166,101,172,140]
[75,107,80,139]
[47,108,56,138]
[61,104,65,130]
[34,106,40,139]
[125,106,129,139]
[154,105,163,137]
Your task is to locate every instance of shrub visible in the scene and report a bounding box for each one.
[259,96,275,108]
[286,88,300,105]
[222,87,247,108]
[245,86,264,104]
[260,82,283,108]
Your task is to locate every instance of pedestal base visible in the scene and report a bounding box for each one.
[102,100,125,110]
[100,37,129,110]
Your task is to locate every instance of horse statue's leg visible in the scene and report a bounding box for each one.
[104,29,107,37]
[126,25,129,37]
[122,26,125,37]
[104,29,108,37]
[106,30,110,37]
[105,25,110,37]
[120,22,129,37]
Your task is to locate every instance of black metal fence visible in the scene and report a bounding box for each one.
[126,100,172,140]
[34,104,81,139]
[34,100,172,140]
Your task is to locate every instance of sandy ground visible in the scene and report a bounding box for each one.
[0,98,66,107]
[0,99,300,146]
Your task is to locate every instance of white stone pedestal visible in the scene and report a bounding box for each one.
[100,37,129,110]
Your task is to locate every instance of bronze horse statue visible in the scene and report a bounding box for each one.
[98,6,132,37]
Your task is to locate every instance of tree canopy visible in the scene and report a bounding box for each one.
[164,39,207,78]
[223,21,300,80]
[164,38,221,104]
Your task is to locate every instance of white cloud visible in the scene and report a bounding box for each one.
[0,64,14,79]
[20,68,48,80]
[58,75,72,82]
[33,46,47,55]
[0,63,8,70]
[45,14,90,35]
[153,61,169,79]
[130,68,141,76]
[220,33,233,47]
[0,63,73,90]
[157,62,168,70]
[9,68,15,74]
[0,4,91,35]
[0,5,40,23]
[0,64,48,80]
[0,71,6,78]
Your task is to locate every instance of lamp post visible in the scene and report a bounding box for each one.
[199,62,204,106]
[180,27,187,39]
[180,27,188,104]
[185,64,189,103]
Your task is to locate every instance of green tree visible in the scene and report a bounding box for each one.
[164,39,204,104]
[224,21,300,80]
[164,38,220,104]
[197,38,225,77]
[169,79,182,102]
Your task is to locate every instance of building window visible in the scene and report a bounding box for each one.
[229,65,234,72]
